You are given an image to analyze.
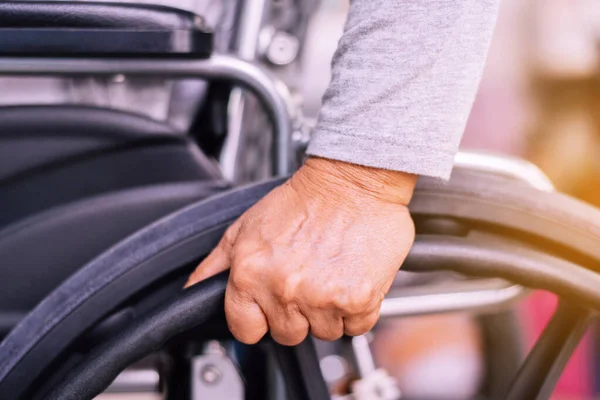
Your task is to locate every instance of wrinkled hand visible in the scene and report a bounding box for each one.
[186,157,417,345]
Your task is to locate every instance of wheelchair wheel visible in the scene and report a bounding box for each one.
[2,167,600,400]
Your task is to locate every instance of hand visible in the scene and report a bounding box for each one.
[186,157,417,345]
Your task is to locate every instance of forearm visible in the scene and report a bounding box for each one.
[307,0,501,179]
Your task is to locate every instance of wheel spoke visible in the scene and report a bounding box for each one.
[504,301,595,400]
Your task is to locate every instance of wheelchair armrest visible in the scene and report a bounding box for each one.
[0,2,213,58]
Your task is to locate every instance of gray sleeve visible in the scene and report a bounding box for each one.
[306,0,500,179]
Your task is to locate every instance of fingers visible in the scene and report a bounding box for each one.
[306,309,344,341]
[225,281,269,344]
[261,304,375,344]
[343,309,380,337]
[227,287,311,345]
[266,305,310,346]
[225,284,379,344]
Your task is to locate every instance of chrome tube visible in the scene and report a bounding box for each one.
[0,55,295,176]
[222,89,248,180]
[380,280,526,318]
[220,0,273,180]
[351,335,377,378]
[235,0,269,60]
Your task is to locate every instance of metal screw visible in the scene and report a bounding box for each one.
[266,31,300,66]
[200,364,222,385]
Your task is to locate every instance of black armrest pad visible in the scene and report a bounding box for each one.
[0,2,213,57]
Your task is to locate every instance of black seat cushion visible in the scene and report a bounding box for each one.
[0,2,213,57]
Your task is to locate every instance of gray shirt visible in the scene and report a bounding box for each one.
[306,0,501,180]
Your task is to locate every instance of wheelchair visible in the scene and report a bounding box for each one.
[0,2,598,400]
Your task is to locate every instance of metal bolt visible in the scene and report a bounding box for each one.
[200,364,222,385]
[266,31,300,66]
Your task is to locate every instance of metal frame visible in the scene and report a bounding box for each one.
[220,0,271,181]
[103,369,159,394]
[0,55,296,176]
[380,279,527,318]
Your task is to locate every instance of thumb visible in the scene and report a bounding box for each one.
[185,244,230,288]
[185,222,241,288]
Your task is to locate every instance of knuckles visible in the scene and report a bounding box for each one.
[229,270,256,297]
[229,248,268,289]
[222,224,240,248]
[272,332,306,347]
[230,326,264,345]
[273,272,303,304]
[333,282,378,315]
[281,275,378,317]
[228,238,382,319]
[344,312,380,336]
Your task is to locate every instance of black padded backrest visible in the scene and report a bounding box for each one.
[0,2,213,57]
[0,105,179,183]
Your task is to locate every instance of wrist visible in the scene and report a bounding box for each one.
[294,157,417,206]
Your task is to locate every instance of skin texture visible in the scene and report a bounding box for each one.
[186,157,418,345]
